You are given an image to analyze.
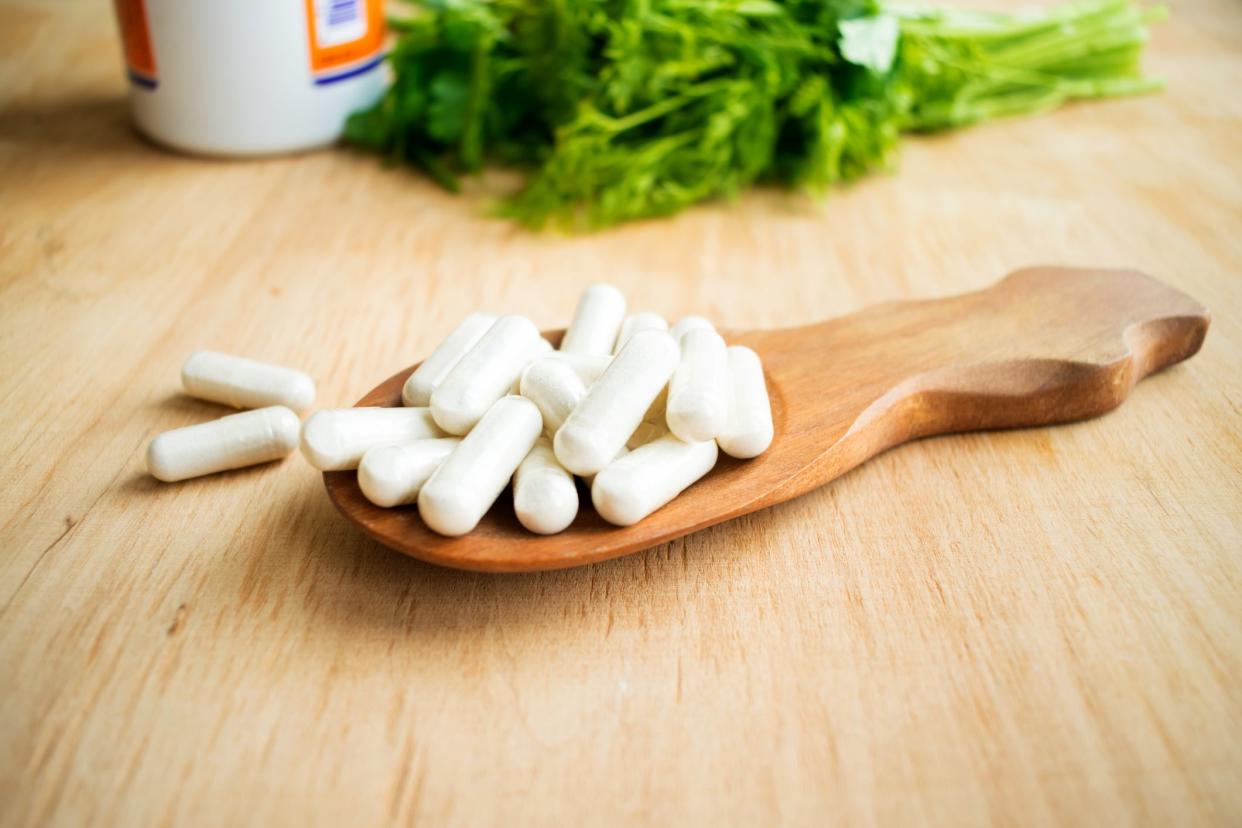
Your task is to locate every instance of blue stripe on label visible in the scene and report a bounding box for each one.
[128,69,158,89]
[313,54,383,86]
[327,0,359,25]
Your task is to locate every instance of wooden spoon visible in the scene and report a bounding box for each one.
[324,267,1208,572]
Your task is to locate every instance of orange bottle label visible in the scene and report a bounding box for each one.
[113,0,157,88]
[304,0,386,84]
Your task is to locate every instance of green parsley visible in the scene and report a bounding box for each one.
[345,0,1164,229]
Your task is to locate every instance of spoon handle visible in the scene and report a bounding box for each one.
[743,267,1211,500]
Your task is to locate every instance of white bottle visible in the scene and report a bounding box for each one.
[111,0,386,156]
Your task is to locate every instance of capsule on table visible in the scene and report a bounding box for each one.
[717,345,774,459]
[560,283,627,356]
[181,350,316,413]
[513,437,578,535]
[402,312,497,407]
[615,312,668,353]
[430,315,548,435]
[357,437,460,507]
[418,395,543,536]
[553,329,680,477]
[545,351,613,386]
[300,407,446,471]
[666,328,729,442]
[591,434,719,526]
[147,406,300,482]
[669,315,715,342]
[520,357,588,435]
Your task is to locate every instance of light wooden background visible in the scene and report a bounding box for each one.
[2,0,1240,825]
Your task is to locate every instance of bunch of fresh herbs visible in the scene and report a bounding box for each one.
[345,0,1164,229]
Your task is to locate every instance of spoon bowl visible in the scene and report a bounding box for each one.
[324,267,1208,572]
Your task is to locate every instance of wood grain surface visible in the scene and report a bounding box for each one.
[1,0,1240,825]
[329,268,1210,572]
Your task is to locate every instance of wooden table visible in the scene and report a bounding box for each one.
[2,1,1239,824]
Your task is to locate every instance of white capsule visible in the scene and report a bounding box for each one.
[357,437,460,507]
[147,406,300,482]
[718,345,774,459]
[402,312,497,407]
[520,357,588,435]
[513,438,579,534]
[430,315,548,435]
[666,328,729,442]
[553,330,680,476]
[560,283,627,356]
[300,407,446,471]
[591,435,719,526]
[180,350,316,413]
[418,396,543,536]
[669,315,715,342]
[615,312,668,353]
[546,351,612,385]
[508,337,552,397]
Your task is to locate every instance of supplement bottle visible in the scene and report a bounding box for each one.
[111,0,386,156]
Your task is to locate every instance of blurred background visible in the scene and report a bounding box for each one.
[1,1,1239,826]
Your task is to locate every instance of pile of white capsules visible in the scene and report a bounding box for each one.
[147,283,772,536]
